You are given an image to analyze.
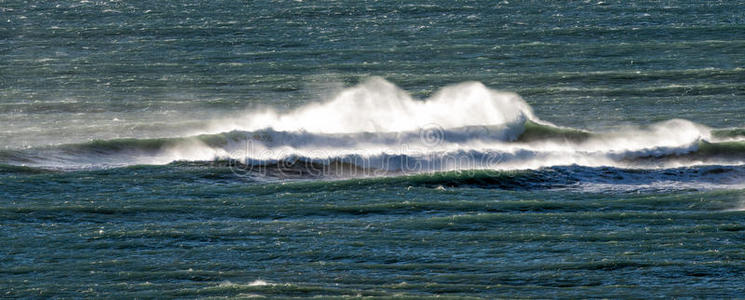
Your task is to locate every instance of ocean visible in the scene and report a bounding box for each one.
[2,0,745,298]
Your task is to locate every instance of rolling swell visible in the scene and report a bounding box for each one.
[6,160,744,193]
[4,128,745,193]
[517,121,592,143]
[2,119,745,174]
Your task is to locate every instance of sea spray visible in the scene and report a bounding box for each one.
[204,77,537,134]
[1,79,743,172]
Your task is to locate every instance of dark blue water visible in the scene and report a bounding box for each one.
[2,1,745,298]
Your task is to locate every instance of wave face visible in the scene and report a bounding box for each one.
[2,78,745,178]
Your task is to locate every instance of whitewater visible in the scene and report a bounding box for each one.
[4,78,744,177]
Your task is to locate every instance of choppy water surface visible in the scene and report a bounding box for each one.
[2,0,745,298]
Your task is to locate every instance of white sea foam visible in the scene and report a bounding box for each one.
[203,77,538,134]
[4,78,744,174]
[248,280,270,286]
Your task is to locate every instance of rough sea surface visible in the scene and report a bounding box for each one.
[2,1,745,298]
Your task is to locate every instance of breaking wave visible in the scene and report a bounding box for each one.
[2,78,745,182]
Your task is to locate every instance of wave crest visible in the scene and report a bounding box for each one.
[2,79,744,173]
[204,77,537,134]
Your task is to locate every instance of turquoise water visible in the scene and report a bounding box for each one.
[2,1,745,298]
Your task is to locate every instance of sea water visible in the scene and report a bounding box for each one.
[1,1,744,298]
